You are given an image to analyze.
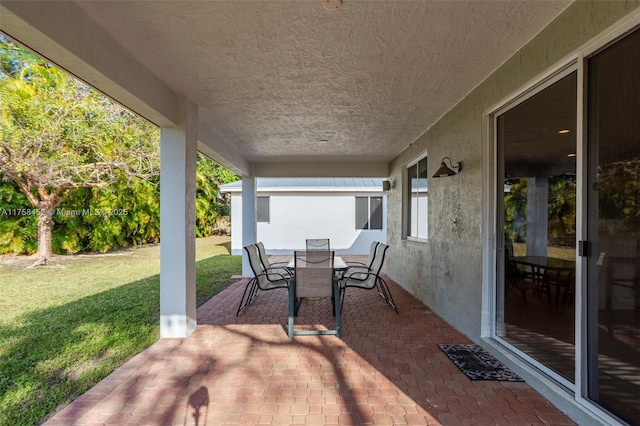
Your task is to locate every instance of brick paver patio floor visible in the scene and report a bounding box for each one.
[45,259,575,425]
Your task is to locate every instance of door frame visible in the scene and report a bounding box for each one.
[481,10,640,425]
[485,63,578,392]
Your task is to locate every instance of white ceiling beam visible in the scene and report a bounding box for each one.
[197,120,250,176]
[253,162,389,178]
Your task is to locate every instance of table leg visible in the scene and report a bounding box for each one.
[333,280,341,337]
[288,282,296,338]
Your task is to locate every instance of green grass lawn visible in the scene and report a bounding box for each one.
[512,242,575,260]
[0,236,241,426]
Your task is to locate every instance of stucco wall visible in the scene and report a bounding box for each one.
[386,1,640,341]
[230,192,387,255]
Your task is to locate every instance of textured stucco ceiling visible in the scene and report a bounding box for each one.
[73,0,572,164]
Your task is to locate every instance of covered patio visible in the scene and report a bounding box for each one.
[3,1,640,424]
[44,270,572,425]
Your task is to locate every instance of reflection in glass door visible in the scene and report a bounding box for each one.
[587,27,640,425]
[495,72,577,383]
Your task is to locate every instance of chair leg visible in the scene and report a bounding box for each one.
[248,280,258,303]
[377,276,399,314]
[236,278,258,316]
[333,280,341,337]
[294,297,303,316]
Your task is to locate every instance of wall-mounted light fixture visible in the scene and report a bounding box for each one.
[382,179,394,191]
[432,157,462,178]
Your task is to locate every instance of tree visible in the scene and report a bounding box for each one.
[548,174,576,246]
[599,158,640,233]
[195,153,237,236]
[0,37,159,265]
[504,178,527,243]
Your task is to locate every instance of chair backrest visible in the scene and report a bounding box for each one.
[352,243,387,289]
[244,244,274,288]
[504,254,523,280]
[294,250,334,298]
[505,238,515,259]
[244,244,264,277]
[306,238,330,252]
[370,243,388,276]
[255,241,271,270]
[366,241,380,268]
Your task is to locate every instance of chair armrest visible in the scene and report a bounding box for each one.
[340,269,375,283]
[339,264,370,279]
[264,266,291,273]
[257,270,292,282]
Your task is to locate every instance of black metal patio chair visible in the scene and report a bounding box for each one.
[339,243,398,314]
[236,244,293,316]
[255,241,292,280]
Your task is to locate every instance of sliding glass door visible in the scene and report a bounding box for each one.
[495,71,577,384]
[493,24,640,425]
[586,27,640,425]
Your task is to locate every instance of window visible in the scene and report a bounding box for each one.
[257,196,270,223]
[407,156,428,239]
[355,196,383,230]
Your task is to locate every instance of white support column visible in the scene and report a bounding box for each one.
[159,100,198,338]
[241,176,257,277]
[526,176,548,257]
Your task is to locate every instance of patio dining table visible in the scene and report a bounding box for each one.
[286,255,348,272]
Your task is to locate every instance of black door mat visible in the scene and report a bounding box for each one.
[438,344,524,382]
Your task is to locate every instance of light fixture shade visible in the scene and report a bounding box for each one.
[382,180,391,191]
[433,162,456,177]
[432,157,461,178]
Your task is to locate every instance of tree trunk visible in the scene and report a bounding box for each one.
[35,203,55,265]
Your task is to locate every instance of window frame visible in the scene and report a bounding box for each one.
[355,195,383,231]
[404,153,429,240]
[256,195,270,223]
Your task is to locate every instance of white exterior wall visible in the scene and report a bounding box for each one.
[230,192,386,255]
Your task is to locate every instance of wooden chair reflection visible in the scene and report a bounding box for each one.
[505,253,536,304]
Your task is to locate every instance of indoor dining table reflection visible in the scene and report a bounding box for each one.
[512,256,576,312]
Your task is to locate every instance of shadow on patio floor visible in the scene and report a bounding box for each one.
[45,273,575,425]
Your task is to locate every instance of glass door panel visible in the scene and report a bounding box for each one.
[496,72,577,383]
[587,27,640,425]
